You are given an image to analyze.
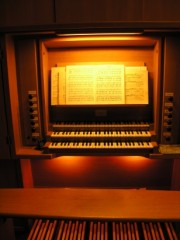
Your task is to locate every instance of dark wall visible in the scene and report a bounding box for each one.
[31,156,173,189]
[0,159,22,188]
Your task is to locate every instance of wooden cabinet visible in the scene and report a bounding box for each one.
[0,0,54,28]
[1,0,180,29]
[143,0,180,22]
[55,0,143,24]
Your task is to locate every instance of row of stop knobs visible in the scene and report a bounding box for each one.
[163,94,174,142]
[28,91,40,142]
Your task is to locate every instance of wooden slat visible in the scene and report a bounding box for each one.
[32,219,42,240]
[77,222,82,240]
[27,219,39,240]
[142,222,148,240]
[97,222,100,240]
[49,220,57,240]
[169,222,178,240]
[56,220,65,240]
[81,221,86,240]
[73,221,79,240]
[134,222,139,240]
[119,222,123,240]
[127,222,132,240]
[131,223,135,240]
[65,220,72,240]
[69,222,75,240]
[165,222,174,240]
[123,223,127,240]
[149,222,156,240]
[40,220,49,240]
[157,222,164,240]
[153,223,160,240]
[116,223,120,240]
[93,223,97,240]
[62,222,68,240]
[89,222,93,240]
[146,223,151,240]
[45,222,53,240]
[37,222,45,240]
[105,222,108,240]
[101,223,104,240]
[112,222,116,240]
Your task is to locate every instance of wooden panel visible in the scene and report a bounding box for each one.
[20,159,34,188]
[55,0,143,24]
[3,35,22,158]
[161,37,180,144]
[30,157,173,189]
[1,35,53,159]
[143,0,180,21]
[0,159,21,188]
[0,188,180,220]
[0,0,54,27]
[171,159,180,190]
[0,39,10,159]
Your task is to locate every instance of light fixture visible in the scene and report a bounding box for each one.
[57,32,143,37]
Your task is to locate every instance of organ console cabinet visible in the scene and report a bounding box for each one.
[1,31,180,159]
[0,25,180,239]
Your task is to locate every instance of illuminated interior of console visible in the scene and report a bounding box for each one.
[40,35,160,126]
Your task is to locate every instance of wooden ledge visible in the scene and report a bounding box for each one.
[0,188,180,221]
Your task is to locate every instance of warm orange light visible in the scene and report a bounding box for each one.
[55,35,142,42]
[44,35,156,48]
[112,156,151,170]
[53,156,85,167]
[123,156,149,163]
[56,32,143,41]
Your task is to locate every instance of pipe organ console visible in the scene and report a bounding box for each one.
[0,29,180,239]
[2,32,180,159]
[0,32,176,157]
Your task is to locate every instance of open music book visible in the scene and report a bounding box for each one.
[51,64,148,105]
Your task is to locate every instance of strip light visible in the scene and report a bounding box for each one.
[57,32,143,37]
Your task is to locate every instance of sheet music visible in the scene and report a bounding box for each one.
[125,66,148,104]
[51,67,59,105]
[51,67,66,105]
[66,65,95,104]
[66,65,125,104]
[51,64,148,105]
[95,65,124,104]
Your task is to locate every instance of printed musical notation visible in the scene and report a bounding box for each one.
[51,64,148,105]
[125,66,148,104]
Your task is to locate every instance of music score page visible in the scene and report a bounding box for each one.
[51,64,148,105]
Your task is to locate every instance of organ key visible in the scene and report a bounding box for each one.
[52,121,151,131]
[50,130,152,141]
[44,121,157,155]
[48,141,154,149]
